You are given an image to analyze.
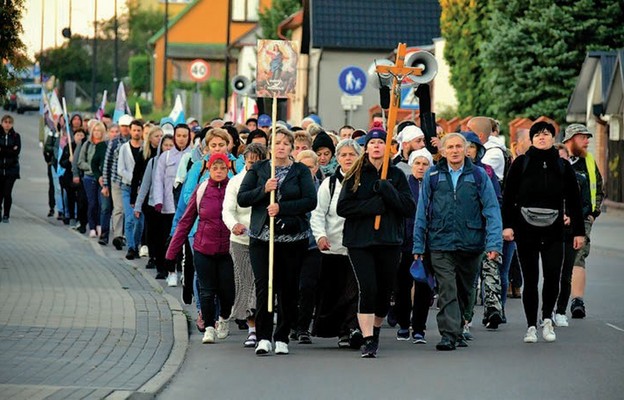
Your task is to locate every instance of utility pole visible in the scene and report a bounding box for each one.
[40,0,45,82]
[224,0,232,114]
[163,0,169,107]
[114,0,119,87]
[91,0,98,111]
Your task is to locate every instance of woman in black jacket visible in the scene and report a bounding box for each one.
[502,121,585,344]
[0,115,21,222]
[336,128,415,358]
[238,129,317,356]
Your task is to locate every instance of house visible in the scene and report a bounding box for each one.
[281,0,442,130]
[147,0,272,109]
[567,50,624,206]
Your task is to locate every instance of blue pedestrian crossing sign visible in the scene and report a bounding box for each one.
[338,66,367,96]
[400,86,420,110]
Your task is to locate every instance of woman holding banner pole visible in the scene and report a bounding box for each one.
[237,128,317,356]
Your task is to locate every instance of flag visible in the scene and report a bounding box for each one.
[96,90,107,121]
[113,82,131,123]
[169,94,185,125]
[49,89,63,123]
[40,89,57,132]
[135,101,143,120]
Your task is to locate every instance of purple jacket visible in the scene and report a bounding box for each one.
[153,146,190,214]
[166,177,230,259]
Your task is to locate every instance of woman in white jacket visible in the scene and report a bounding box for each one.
[310,139,363,348]
[223,143,267,348]
[222,143,267,348]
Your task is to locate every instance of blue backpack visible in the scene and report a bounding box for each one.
[426,165,484,219]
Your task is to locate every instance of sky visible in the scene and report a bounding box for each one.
[21,0,127,59]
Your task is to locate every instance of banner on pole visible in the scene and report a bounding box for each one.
[256,40,298,99]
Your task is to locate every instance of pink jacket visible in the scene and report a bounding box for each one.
[166,178,230,259]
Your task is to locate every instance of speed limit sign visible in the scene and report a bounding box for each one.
[188,59,210,82]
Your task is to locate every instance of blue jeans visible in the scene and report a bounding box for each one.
[82,175,100,230]
[121,184,144,250]
[53,167,64,214]
[500,240,516,307]
[99,189,111,241]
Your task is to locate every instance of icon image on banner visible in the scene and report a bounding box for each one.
[339,66,367,96]
[256,40,299,99]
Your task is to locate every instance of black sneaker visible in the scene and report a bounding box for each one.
[155,271,167,280]
[145,259,156,269]
[112,237,124,251]
[361,337,378,358]
[457,335,468,348]
[289,329,299,341]
[337,335,350,348]
[125,248,138,260]
[78,225,87,234]
[349,328,364,349]
[435,336,456,351]
[298,330,312,344]
[396,328,410,341]
[2,216,9,223]
[47,209,54,217]
[571,298,586,319]
[485,309,502,330]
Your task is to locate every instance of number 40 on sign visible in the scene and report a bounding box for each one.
[189,59,210,82]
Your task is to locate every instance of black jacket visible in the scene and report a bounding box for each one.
[237,160,317,239]
[337,161,415,248]
[502,146,585,240]
[1,128,21,178]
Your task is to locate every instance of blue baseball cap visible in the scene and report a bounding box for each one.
[258,114,272,127]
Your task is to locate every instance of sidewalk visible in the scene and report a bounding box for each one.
[591,207,624,255]
[0,205,187,399]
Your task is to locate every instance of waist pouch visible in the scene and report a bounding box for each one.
[520,207,559,227]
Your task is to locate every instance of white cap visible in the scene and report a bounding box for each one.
[118,114,133,126]
[400,125,424,144]
[408,148,433,166]
[186,117,198,125]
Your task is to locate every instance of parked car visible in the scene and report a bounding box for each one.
[16,83,42,113]
[2,90,17,111]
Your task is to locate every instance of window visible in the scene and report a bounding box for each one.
[232,0,259,22]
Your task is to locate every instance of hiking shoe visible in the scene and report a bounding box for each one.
[457,336,468,348]
[542,319,556,342]
[255,339,272,356]
[396,328,410,341]
[298,330,312,344]
[244,332,257,348]
[202,327,216,344]
[462,324,474,341]
[554,313,569,327]
[139,245,149,257]
[524,326,538,343]
[337,335,351,348]
[275,341,289,355]
[112,237,124,251]
[435,336,456,351]
[216,318,230,339]
[196,312,206,333]
[166,273,178,287]
[349,329,364,349]
[386,306,398,327]
[2,216,9,223]
[361,337,378,358]
[571,298,586,319]
[412,333,427,344]
[485,310,502,330]
[125,248,138,260]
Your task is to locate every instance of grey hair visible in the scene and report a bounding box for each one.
[335,139,362,156]
[441,132,467,148]
[243,142,268,160]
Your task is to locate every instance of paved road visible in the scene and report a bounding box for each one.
[0,111,185,399]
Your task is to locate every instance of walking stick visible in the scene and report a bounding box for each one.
[373,43,422,230]
[268,96,278,312]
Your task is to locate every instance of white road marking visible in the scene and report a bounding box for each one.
[606,323,624,332]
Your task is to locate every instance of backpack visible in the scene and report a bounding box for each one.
[485,146,513,189]
[195,179,209,213]
[427,165,484,219]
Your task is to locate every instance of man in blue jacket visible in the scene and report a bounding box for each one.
[413,133,502,351]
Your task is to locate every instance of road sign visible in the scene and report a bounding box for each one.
[400,86,420,110]
[341,94,363,111]
[338,66,367,95]
[188,59,210,82]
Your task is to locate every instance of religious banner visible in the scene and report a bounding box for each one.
[256,40,298,98]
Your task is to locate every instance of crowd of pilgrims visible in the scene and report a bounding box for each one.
[40,111,597,358]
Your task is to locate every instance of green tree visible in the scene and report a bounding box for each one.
[129,54,150,93]
[0,0,29,98]
[38,37,92,82]
[258,0,301,40]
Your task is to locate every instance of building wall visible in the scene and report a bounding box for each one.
[314,50,389,130]
[433,38,458,114]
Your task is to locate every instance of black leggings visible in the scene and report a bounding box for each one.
[348,246,401,316]
[194,251,235,328]
[395,250,432,334]
[516,237,564,327]
[0,175,17,218]
[557,238,576,314]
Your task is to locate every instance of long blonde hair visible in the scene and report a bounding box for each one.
[143,126,163,159]
[344,152,368,192]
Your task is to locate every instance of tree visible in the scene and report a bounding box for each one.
[258,0,301,40]
[0,0,29,98]
[37,37,92,82]
[129,54,150,93]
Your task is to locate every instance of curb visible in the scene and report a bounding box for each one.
[14,205,188,400]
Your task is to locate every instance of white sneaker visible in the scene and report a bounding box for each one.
[274,341,289,355]
[542,318,556,342]
[255,339,272,355]
[89,229,97,238]
[524,326,538,343]
[166,273,178,287]
[216,318,230,339]
[139,245,149,257]
[202,327,216,344]
[554,313,569,327]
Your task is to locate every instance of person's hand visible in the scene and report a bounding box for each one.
[265,178,278,193]
[72,177,80,185]
[232,223,247,235]
[101,187,110,197]
[503,228,514,241]
[134,211,141,219]
[267,203,279,217]
[98,176,104,186]
[155,203,163,213]
[317,236,331,251]
[487,251,499,261]
[69,155,73,163]
[588,215,595,224]
[430,136,441,149]
[563,214,571,226]
[573,236,585,250]
[413,254,423,260]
